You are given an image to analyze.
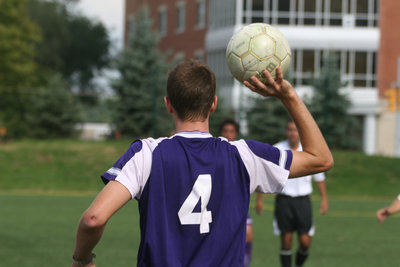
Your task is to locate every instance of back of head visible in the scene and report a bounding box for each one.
[167,59,216,122]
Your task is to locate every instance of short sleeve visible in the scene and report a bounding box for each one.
[101,140,152,199]
[312,172,326,182]
[232,139,293,194]
[397,194,400,200]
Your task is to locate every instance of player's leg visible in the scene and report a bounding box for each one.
[293,196,313,267]
[275,195,295,267]
[280,232,293,267]
[295,234,311,267]
[244,215,253,267]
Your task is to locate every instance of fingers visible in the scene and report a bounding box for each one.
[275,67,283,85]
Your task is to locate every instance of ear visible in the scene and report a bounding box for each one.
[210,96,218,114]
[164,96,174,114]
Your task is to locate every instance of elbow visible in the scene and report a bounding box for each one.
[320,154,334,172]
[81,212,106,231]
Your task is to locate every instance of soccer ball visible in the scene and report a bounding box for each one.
[226,23,291,84]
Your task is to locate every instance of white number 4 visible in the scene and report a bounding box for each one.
[178,174,212,234]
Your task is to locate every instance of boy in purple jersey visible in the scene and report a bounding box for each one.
[219,119,253,267]
[71,59,333,267]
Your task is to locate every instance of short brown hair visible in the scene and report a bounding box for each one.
[167,59,216,121]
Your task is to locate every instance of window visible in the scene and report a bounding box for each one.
[176,2,186,33]
[128,14,135,40]
[158,6,167,37]
[196,0,206,29]
[290,49,376,88]
[174,52,185,64]
[194,50,205,62]
[243,0,378,27]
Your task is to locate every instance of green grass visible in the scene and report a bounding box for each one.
[1,140,400,196]
[0,193,398,266]
[1,140,400,266]
[0,139,130,192]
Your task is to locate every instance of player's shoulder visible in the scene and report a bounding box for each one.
[139,136,169,152]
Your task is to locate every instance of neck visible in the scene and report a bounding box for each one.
[174,116,210,133]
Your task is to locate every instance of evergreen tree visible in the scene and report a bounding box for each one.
[209,98,234,136]
[112,7,173,138]
[246,96,290,144]
[26,75,82,138]
[309,54,361,149]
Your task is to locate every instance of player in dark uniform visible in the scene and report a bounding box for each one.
[71,60,333,267]
[219,119,253,267]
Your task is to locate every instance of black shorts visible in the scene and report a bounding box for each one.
[274,194,313,235]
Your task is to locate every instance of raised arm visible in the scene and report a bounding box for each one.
[72,181,131,267]
[244,68,333,178]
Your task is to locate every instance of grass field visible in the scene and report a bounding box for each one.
[0,193,398,266]
[1,140,400,266]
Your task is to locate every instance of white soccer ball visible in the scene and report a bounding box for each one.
[226,23,291,84]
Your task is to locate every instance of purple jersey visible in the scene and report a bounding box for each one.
[102,131,292,267]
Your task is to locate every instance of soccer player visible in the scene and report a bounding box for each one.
[376,194,400,223]
[256,121,329,267]
[71,60,333,267]
[219,119,253,267]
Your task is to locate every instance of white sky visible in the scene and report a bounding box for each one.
[75,0,125,51]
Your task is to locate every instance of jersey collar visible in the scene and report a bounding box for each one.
[174,131,213,139]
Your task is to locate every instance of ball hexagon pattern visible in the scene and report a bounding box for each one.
[226,23,291,84]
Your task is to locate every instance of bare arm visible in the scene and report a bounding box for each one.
[376,195,400,223]
[255,193,263,215]
[316,181,328,214]
[72,181,131,266]
[244,68,334,178]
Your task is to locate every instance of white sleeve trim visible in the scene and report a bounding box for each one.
[232,140,289,194]
[312,172,326,182]
[115,140,154,199]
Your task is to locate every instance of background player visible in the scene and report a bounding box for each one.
[376,194,400,223]
[256,121,329,267]
[71,60,333,267]
[219,119,253,267]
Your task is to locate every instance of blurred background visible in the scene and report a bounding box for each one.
[1,0,400,266]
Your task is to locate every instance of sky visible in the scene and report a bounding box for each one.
[74,0,125,51]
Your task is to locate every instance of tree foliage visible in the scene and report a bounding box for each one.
[0,0,41,137]
[27,0,110,93]
[112,7,173,138]
[26,75,82,138]
[309,55,361,149]
[246,96,290,144]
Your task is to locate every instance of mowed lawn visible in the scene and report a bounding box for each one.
[0,193,399,266]
[1,140,400,266]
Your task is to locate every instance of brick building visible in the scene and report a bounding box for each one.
[124,0,207,61]
[124,0,400,156]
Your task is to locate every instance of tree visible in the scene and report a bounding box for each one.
[209,98,235,136]
[26,75,82,138]
[112,7,173,138]
[27,0,110,95]
[246,96,290,144]
[0,0,40,137]
[309,54,361,149]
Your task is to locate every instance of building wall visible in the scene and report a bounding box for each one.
[377,0,400,96]
[125,0,208,60]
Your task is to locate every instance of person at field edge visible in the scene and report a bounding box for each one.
[219,118,253,267]
[376,194,400,223]
[71,59,333,267]
[256,121,329,267]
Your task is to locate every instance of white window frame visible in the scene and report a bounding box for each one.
[194,49,205,62]
[158,5,168,37]
[176,2,186,34]
[196,0,206,29]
